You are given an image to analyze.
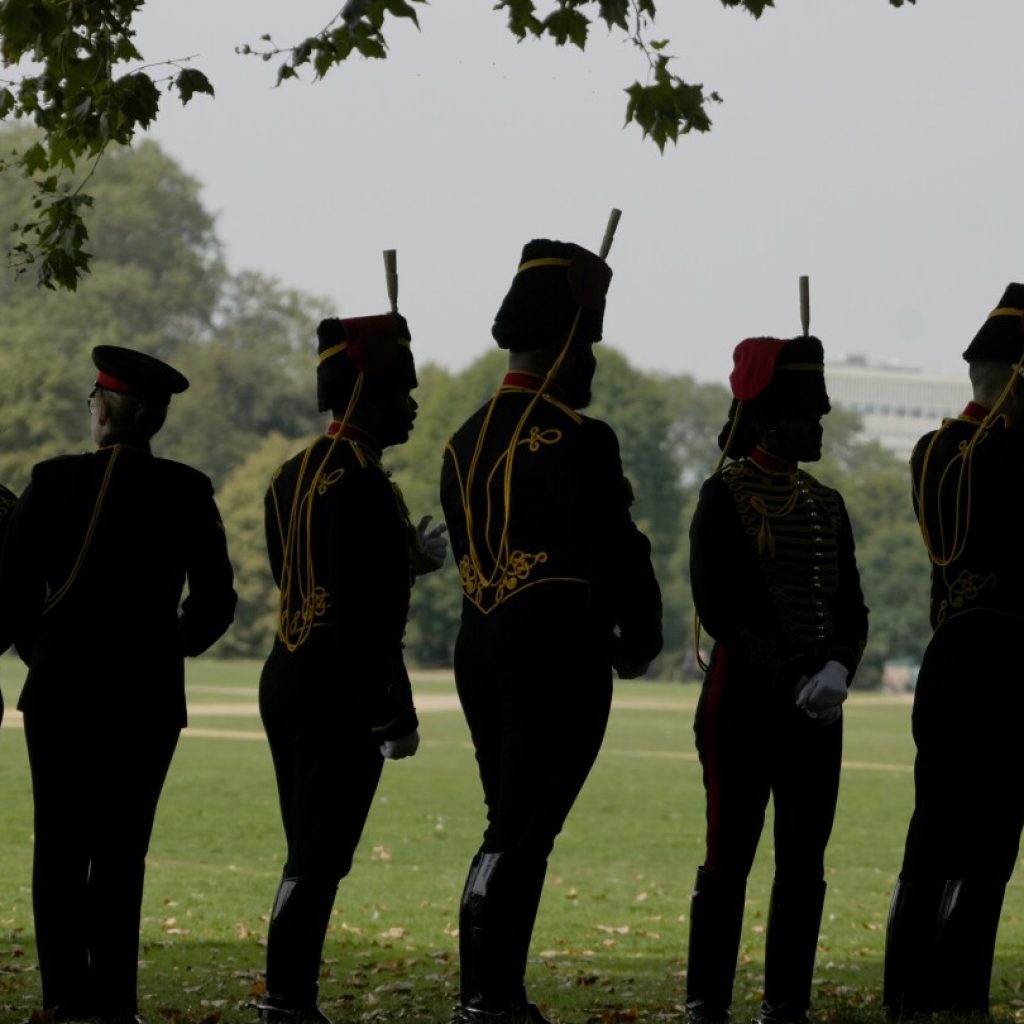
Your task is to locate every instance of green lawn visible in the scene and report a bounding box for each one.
[0,658,1021,1023]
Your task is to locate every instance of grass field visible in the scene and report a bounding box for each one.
[0,657,1021,1024]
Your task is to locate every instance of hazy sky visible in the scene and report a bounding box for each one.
[130,1,1024,383]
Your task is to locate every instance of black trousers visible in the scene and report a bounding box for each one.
[900,614,1024,886]
[260,644,384,882]
[694,643,843,885]
[23,710,179,1015]
[454,597,613,859]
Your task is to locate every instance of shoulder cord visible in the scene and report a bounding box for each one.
[276,375,365,652]
[693,410,805,673]
[454,308,584,597]
[44,445,121,614]
[916,334,1024,568]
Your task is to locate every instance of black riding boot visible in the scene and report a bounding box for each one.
[453,851,551,1024]
[882,876,944,1020]
[257,875,338,1024]
[758,879,826,1024]
[931,878,1005,1017]
[684,867,747,1024]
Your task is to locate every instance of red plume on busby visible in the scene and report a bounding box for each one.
[718,335,830,458]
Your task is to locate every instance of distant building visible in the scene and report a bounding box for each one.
[826,356,970,460]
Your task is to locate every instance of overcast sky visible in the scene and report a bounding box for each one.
[130,1,1024,383]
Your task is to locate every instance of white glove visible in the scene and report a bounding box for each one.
[796,659,849,719]
[380,728,420,760]
[413,515,448,575]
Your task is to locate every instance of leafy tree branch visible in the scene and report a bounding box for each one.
[1,0,915,291]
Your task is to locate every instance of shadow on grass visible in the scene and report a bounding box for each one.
[2,938,1023,1024]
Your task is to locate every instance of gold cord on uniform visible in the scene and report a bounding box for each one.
[450,258,584,607]
[916,311,1024,568]
[275,376,366,652]
[45,445,122,614]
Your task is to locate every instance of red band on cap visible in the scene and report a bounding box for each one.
[95,371,140,395]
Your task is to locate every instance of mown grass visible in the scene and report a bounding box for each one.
[0,657,1021,1024]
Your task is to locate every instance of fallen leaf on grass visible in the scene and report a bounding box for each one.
[377,926,406,940]
[594,925,630,935]
[374,981,414,994]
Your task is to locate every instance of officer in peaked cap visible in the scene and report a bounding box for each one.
[257,311,446,1024]
[686,335,868,1024]
[440,239,663,1024]
[0,345,237,1024]
[884,285,1024,1018]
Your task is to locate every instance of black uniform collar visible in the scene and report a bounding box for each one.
[99,430,152,453]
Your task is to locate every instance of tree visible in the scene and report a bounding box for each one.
[0,130,224,486]
[214,433,298,659]
[1,0,915,290]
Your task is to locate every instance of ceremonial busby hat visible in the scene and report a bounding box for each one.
[316,312,416,412]
[491,239,612,351]
[92,346,189,404]
[717,335,831,457]
[962,283,1024,364]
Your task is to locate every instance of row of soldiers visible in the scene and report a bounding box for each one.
[0,242,1020,1024]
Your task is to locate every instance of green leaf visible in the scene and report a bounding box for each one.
[174,68,215,106]
[597,0,629,32]
[383,0,422,27]
[496,0,543,40]
[542,8,589,49]
[21,142,50,174]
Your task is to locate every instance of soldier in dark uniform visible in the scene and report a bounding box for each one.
[257,312,444,1024]
[883,285,1024,1019]
[686,336,868,1024]
[440,240,663,1024]
[0,480,18,725]
[0,346,237,1024]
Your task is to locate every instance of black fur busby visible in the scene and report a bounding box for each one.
[717,335,831,458]
[491,239,612,351]
[316,313,416,413]
[962,283,1024,364]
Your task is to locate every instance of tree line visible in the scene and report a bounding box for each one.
[0,133,931,684]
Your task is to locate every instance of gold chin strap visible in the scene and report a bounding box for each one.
[987,306,1024,320]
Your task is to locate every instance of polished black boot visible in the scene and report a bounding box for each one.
[453,851,551,1024]
[882,876,944,1020]
[684,867,747,1024]
[257,875,338,1024]
[931,877,1005,1017]
[758,878,826,1024]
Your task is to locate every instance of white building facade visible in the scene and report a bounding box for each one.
[825,357,970,460]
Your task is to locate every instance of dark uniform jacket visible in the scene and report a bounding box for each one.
[690,453,868,687]
[441,376,663,667]
[0,441,237,725]
[911,404,1024,631]
[264,432,418,739]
